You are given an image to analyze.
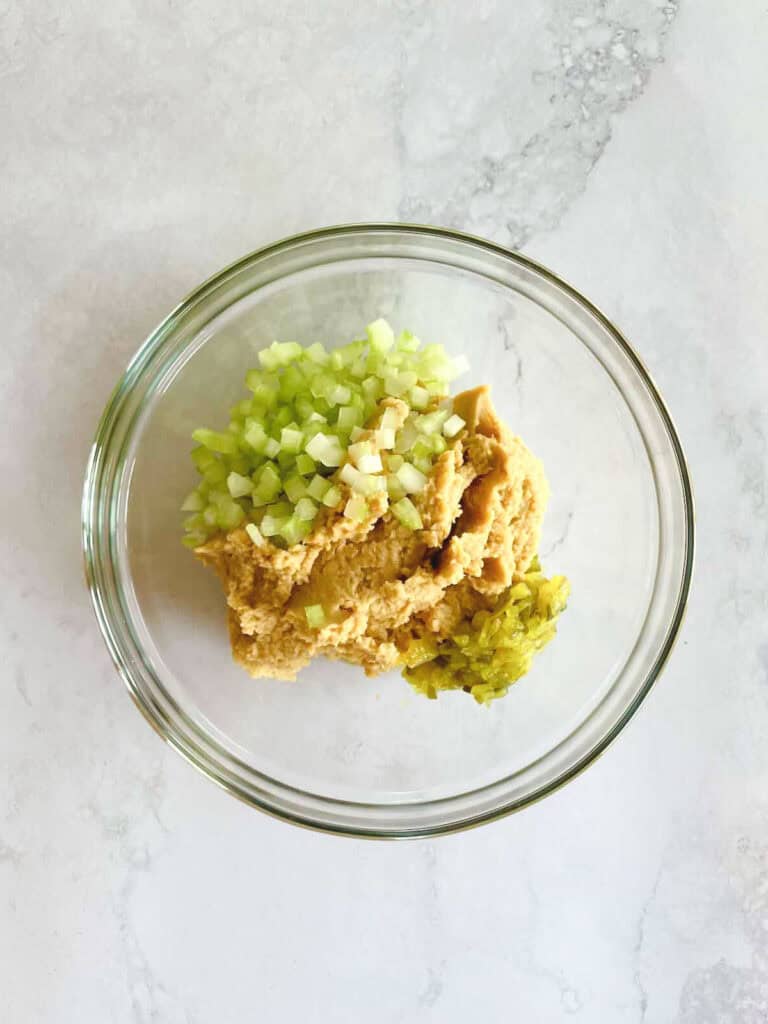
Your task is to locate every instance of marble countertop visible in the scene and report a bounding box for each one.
[3,1,767,1021]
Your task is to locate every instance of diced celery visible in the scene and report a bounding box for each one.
[307,474,331,501]
[260,514,288,537]
[216,499,245,529]
[245,523,265,547]
[339,463,359,488]
[305,432,343,467]
[392,497,423,530]
[396,330,420,352]
[272,340,303,365]
[384,374,406,398]
[416,409,449,435]
[344,495,369,521]
[181,490,204,512]
[322,484,342,508]
[265,500,293,519]
[380,407,401,431]
[280,515,311,545]
[257,346,280,371]
[182,532,207,549]
[394,420,418,454]
[284,475,308,503]
[328,384,351,406]
[396,463,428,494]
[295,497,318,522]
[337,405,362,431]
[279,364,305,401]
[340,464,383,495]
[348,440,372,465]
[295,395,316,421]
[245,368,279,396]
[183,327,473,549]
[443,413,466,438]
[362,376,382,403]
[202,461,227,485]
[295,453,316,476]
[304,604,326,628]
[357,453,383,474]
[191,428,239,455]
[253,462,282,501]
[305,342,328,364]
[366,318,395,353]
[310,372,334,400]
[280,426,304,454]
[342,339,366,365]
[386,475,407,502]
[272,406,293,431]
[227,471,253,498]
[191,446,217,472]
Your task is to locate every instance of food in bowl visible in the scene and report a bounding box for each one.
[181,320,569,702]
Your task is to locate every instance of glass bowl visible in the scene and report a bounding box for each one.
[82,224,694,838]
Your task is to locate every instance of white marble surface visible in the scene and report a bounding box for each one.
[2,1,767,1020]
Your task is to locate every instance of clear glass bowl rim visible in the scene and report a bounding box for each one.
[81,222,695,839]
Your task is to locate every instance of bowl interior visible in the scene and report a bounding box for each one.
[123,251,665,814]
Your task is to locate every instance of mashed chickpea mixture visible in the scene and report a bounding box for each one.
[183,323,569,703]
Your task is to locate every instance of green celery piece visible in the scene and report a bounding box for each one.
[366,318,395,353]
[280,516,311,545]
[244,420,268,452]
[191,446,217,472]
[264,499,292,518]
[191,428,239,455]
[343,495,368,522]
[322,484,342,508]
[280,426,304,454]
[216,500,245,530]
[182,532,207,549]
[295,453,316,476]
[260,513,288,537]
[392,496,423,530]
[305,342,328,365]
[294,497,318,522]
[202,461,227,486]
[181,490,204,512]
[304,604,326,628]
[307,474,331,501]
[227,471,253,498]
[284,475,308,503]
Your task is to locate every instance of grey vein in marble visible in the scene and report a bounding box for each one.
[398,0,679,247]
